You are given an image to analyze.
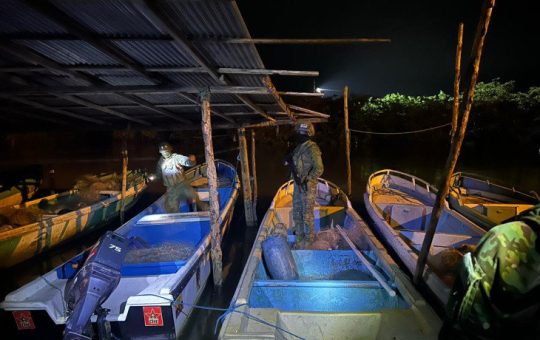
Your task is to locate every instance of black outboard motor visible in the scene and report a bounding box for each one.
[63,231,129,340]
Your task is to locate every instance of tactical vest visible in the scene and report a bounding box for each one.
[292,140,320,182]
[159,155,185,187]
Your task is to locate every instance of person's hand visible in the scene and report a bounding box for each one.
[188,154,196,162]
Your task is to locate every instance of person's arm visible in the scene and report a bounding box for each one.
[307,143,324,182]
[154,158,163,180]
[176,154,196,167]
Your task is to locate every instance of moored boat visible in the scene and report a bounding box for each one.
[219,178,440,339]
[0,160,239,339]
[0,171,147,268]
[0,179,40,208]
[448,172,538,230]
[364,169,486,305]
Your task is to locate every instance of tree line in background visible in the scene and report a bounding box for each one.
[289,79,537,159]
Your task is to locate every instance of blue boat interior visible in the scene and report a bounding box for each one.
[56,162,237,279]
[250,249,407,312]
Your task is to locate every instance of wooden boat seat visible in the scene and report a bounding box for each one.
[463,202,534,224]
[382,204,429,231]
[273,206,346,233]
[136,212,210,225]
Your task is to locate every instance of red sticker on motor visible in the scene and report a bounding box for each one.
[143,306,164,327]
[13,311,35,330]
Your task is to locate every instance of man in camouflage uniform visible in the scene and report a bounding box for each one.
[440,204,540,339]
[286,123,324,247]
[155,142,200,213]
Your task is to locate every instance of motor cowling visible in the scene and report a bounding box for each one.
[63,231,129,340]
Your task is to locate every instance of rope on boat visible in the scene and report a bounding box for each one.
[349,122,451,135]
[139,294,307,340]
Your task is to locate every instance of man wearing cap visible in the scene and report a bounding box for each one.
[155,142,200,213]
[285,122,324,247]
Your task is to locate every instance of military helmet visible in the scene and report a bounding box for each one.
[158,142,173,152]
[295,122,315,136]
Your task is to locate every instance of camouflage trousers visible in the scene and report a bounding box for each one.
[293,179,317,244]
[164,183,199,213]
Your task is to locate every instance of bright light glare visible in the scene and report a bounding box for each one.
[315,87,322,93]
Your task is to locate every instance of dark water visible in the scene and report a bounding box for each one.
[1,133,539,339]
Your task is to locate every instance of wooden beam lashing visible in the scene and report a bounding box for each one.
[344,86,352,196]
[414,0,496,285]
[200,90,223,286]
[238,128,256,227]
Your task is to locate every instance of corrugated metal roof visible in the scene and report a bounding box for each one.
[0,0,68,34]
[16,40,118,65]
[0,0,314,130]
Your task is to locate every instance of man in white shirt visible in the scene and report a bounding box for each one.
[155,142,199,213]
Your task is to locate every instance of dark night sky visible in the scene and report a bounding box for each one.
[238,0,539,96]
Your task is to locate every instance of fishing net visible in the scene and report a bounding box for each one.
[428,244,477,286]
[0,206,43,228]
[74,174,121,202]
[307,224,368,250]
[124,241,196,263]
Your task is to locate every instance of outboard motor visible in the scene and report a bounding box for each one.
[63,231,129,340]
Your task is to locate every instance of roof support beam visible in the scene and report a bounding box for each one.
[3,85,271,96]
[0,94,106,125]
[132,0,275,122]
[54,94,151,125]
[222,38,391,44]
[279,91,325,97]
[288,105,330,118]
[0,66,319,77]
[177,93,237,125]
[1,108,69,125]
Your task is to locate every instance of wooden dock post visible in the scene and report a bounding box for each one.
[250,130,258,219]
[201,90,223,286]
[451,23,464,141]
[414,0,496,285]
[238,128,256,227]
[344,86,352,196]
[120,148,128,224]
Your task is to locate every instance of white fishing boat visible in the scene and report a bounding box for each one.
[1,160,239,339]
[219,178,441,339]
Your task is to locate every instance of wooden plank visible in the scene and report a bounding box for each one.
[336,225,396,296]
[288,104,330,118]
[223,38,391,44]
[238,128,256,227]
[4,85,271,96]
[279,91,324,97]
[451,23,464,141]
[201,91,223,286]
[414,0,496,284]
[251,130,258,217]
[344,86,352,196]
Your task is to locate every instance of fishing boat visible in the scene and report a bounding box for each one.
[1,160,239,339]
[0,171,147,268]
[219,178,441,339]
[364,169,487,305]
[448,172,538,230]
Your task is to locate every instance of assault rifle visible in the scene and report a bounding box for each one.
[284,153,306,192]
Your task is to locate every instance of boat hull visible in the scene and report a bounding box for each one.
[0,172,147,268]
[1,161,239,339]
[220,179,441,339]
